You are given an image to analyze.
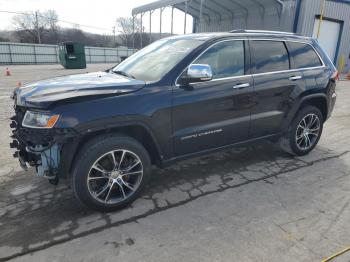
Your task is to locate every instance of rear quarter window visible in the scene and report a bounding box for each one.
[287,42,322,69]
[251,40,290,74]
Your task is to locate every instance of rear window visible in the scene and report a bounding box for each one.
[288,42,322,69]
[251,40,290,74]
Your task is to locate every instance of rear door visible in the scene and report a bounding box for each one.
[172,39,254,156]
[249,39,305,138]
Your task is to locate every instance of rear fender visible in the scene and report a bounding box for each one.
[281,93,328,133]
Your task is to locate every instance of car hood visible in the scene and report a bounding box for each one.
[15,71,146,108]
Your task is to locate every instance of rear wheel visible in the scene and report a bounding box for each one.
[280,106,323,156]
[72,134,151,212]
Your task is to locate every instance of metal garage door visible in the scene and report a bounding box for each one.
[312,18,341,62]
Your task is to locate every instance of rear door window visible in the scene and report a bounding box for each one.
[251,40,290,74]
[287,42,322,69]
[194,40,245,79]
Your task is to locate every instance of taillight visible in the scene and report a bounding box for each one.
[331,70,339,80]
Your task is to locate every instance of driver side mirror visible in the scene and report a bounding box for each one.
[178,64,213,86]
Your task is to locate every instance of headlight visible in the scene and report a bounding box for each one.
[22,111,60,128]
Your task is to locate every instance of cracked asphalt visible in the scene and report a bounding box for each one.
[0,64,350,262]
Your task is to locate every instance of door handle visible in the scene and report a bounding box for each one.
[289,75,302,81]
[233,83,250,89]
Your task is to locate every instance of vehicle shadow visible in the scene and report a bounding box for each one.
[0,141,345,259]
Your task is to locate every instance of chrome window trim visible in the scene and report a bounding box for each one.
[247,65,325,78]
[174,38,326,87]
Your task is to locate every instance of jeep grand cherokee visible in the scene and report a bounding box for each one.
[10,30,337,211]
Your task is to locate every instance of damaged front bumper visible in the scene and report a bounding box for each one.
[24,144,60,179]
[10,107,77,181]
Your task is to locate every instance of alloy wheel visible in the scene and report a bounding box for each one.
[87,149,143,204]
[295,113,321,151]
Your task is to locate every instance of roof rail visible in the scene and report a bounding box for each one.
[229,29,246,33]
[229,29,296,35]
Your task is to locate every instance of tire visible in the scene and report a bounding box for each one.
[280,106,323,156]
[72,134,151,212]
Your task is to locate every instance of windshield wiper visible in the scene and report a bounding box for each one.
[111,70,135,79]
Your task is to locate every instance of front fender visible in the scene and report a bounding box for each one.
[58,120,165,179]
[76,119,163,157]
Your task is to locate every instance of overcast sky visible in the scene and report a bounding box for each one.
[0,0,193,35]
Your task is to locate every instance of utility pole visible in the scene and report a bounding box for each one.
[184,0,188,34]
[132,15,135,50]
[159,8,163,40]
[171,7,174,35]
[112,26,116,47]
[35,11,41,44]
[140,13,144,48]
[149,10,153,44]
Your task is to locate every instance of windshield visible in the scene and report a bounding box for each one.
[112,38,204,82]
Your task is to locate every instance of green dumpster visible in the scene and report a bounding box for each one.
[58,42,86,69]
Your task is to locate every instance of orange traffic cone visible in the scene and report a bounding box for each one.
[5,68,11,76]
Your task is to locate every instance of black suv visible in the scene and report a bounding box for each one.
[10,30,337,211]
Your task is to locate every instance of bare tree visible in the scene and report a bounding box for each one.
[12,10,59,43]
[116,17,145,48]
[43,10,60,43]
[45,10,59,30]
[10,10,116,47]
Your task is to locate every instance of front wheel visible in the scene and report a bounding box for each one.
[280,106,323,156]
[72,134,151,212]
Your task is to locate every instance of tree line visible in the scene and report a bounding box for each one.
[0,10,168,49]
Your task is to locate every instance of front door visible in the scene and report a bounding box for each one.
[172,39,254,156]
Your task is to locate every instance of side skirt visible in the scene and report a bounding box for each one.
[160,133,281,168]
